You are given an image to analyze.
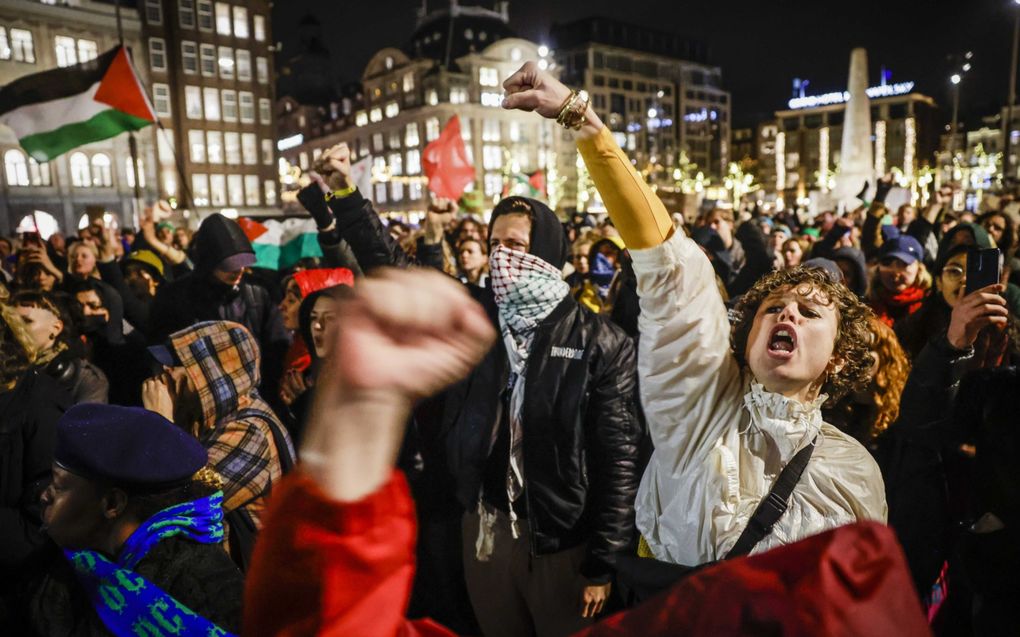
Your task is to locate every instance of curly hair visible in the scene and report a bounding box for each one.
[866,316,910,439]
[730,267,875,403]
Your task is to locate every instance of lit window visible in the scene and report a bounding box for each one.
[298,152,308,170]
[389,130,401,149]
[388,152,402,175]
[426,89,438,106]
[403,72,415,92]
[232,6,248,39]
[152,84,172,117]
[29,157,51,186]
[221,90,237,122]
[261,139,273,165]
[409,181,423,200]
[215,2,231,35]
[259,98,271,125]
[264,179,277,205]
[372,133,384,152]
[405,122,419,147]
[406,149,421,175]
[181,41,198,74]
[185,85,202,119]
[218,46,233,79]
[9,28,34,63]
[206,131,223,163]
[426,118,440,141]
[192,173,210,206]
[256,57,268,84]
[375,182,387,203]
[200,43,215,76]
[0,29,9,61]
[148,38,166,70]
[391,181,404,201]
[385,101,399,118]
[236,50,251,81]
[384,56,393,70]
[460,117,471,140]
[188,129,206,162]
[179,0,196,28]
[90,153,112,187]
[450,88,467,104]
[124,158,145,188]
[227,174,244,205]
[370,108,382,123]
[4,149,29,186]
[239,91,255,123]
[77,39,98,64]
[479,66,498,87]
[157,129,175,163]
[245,174,260,205]
[482,119,500,142]
[210,174,226,206]
[224,132,241,164]
[483,145,502,170]
[484,173,502,197]
[480,92,502,107]
[145,0,162,24]
[54,36,77,67]
[355,111,368,127]
[253,15,266,41]
[197,0,213,31]
[70,152,90,187]
[241,133,257,165]
[509,121,521,142]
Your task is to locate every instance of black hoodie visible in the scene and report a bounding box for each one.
[189,213,256,274]
[489,196,570,269]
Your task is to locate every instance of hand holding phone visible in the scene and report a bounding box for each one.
[965,247,1003,295]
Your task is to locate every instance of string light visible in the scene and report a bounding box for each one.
[874,121,886,175]
[818,127,829,192]
[775,132,786,192]
[903,117,915,182]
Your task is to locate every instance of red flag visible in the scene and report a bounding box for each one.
[528,169,546,195]
[422,115,475,200]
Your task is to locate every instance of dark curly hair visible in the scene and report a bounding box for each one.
[730,267,875,403]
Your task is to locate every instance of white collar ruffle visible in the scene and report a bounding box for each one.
[742,382,826,459]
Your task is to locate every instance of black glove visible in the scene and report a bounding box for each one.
[855,180,870,203]
[297,183,334,230]
[874,178,894,204]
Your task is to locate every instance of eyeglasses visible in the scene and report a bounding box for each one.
[942,265,965,281]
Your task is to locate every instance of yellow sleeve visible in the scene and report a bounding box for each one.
[576,126,674,250]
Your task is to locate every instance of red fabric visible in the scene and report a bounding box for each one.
[529,169,546,195]
[283,337,311,374]
[422,115,475,201]
[293,268,355,299]
[575,523,930,637]
[94,46,156,122]
[243,471,455,637]
[237,217,270,243]
[870,285,927,327]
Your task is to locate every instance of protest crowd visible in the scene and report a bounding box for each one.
[3,60,1020,637]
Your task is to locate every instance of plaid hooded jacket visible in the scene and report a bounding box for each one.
[170,320,294,527]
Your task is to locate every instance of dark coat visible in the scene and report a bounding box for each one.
[42,353,108,405]
[18,536,243,636]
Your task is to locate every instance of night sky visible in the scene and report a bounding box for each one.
[273,0,1016,129]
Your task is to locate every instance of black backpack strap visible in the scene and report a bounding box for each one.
[725,437,817,559]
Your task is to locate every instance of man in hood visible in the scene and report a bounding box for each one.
[311,142,644,635]
[149,213,290,405]
[142,320,295,569]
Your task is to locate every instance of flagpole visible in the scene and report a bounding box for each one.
[114,0,143,222]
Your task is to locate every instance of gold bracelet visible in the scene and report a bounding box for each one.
[558,90,590,131]
[324,185,357,201]
[555,91,578,126]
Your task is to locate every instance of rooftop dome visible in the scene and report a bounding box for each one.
[407,1,515,68]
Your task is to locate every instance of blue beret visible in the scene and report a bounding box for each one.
[55,404,208,490]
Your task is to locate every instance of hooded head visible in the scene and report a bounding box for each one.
[588,236,625,291]
[488,197,569,270]
[934,222,995,276]
[831,247,869,299]
[190,214,256,276]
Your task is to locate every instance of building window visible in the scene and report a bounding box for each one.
[258,98,271,125]
[426,89,438,106]
[480,92,502,107]
[4,149,29,186]
[152,83,171,117]
[215,2,231,35]
[425,117,440,141]
[405,122,419,147]
[124,158,145,188]
[239,91,254,123]
[210,174,226,206]
[484,173,502,197]
[355,111,368,127]
[78,39,97,63]
[221,90,237,122]
[261,139,273,164]
[391,181,404,202]
[264,179,276,205]
[206,131,223,163]
[91,153,112,187]
[369,107,382,123]
[181,41,198,74]
[241,133,257,164]
[406,149,421,175]
[479,66,498,87]
[508,121,521,142]
[236,50,251,81]
[8,28,34,63]
[0,29,8,62]
[145,0,162,24]
[483,145,502,170]
[232,6,248,38]
[148,38,166,70]
[192,173,210,206]
[409,181,423,200]
[402,72,415,93]
[374,182,387,204]
[157,128,174,163]
[54,36,76,67]
[185,85,202,119]
[460,117,471,141]
[70,152,90,187]
[200,43,215,76]
[253,14,266,41]
[179,0,196,28]
[227,174,244,205]
[197,0,213,31]
[388,152,403,175]
[372,133,384,152]
[450,87,467,104]
[29,157,51,186]
[482,119,500,142]
[203,87,220,120]
[224,132,240,164]
[217,46,233,79]
[244,174,259,205]
[188,129,206,162]
[385,101,399,118]
[256,57,268,84]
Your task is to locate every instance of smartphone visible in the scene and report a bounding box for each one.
[965,247,1002,294]
[22,231,40,246]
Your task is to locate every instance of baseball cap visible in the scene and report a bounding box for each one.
[878,235,924,265]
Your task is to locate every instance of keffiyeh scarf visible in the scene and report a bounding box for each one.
[65,491,235,637]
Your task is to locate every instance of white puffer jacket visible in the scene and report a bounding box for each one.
[630,230,888,566]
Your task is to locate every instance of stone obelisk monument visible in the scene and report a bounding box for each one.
[834,48,874,211]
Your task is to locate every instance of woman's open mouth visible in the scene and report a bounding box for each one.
[767,324,798,359]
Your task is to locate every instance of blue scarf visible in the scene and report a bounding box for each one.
[65,491,236,637]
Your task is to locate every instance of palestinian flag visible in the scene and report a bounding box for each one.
[0,45,155,162]
[237,217,323,271]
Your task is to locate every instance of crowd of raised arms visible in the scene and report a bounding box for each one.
[3,61,1020,637]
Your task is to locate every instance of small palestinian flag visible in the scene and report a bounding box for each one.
[0,45,155,162]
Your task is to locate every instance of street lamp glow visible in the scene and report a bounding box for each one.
[538,45,549,57]
[951,73,962,85]
[537,59,549,70]
[647,107,657,118]
[963,63,972,71]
